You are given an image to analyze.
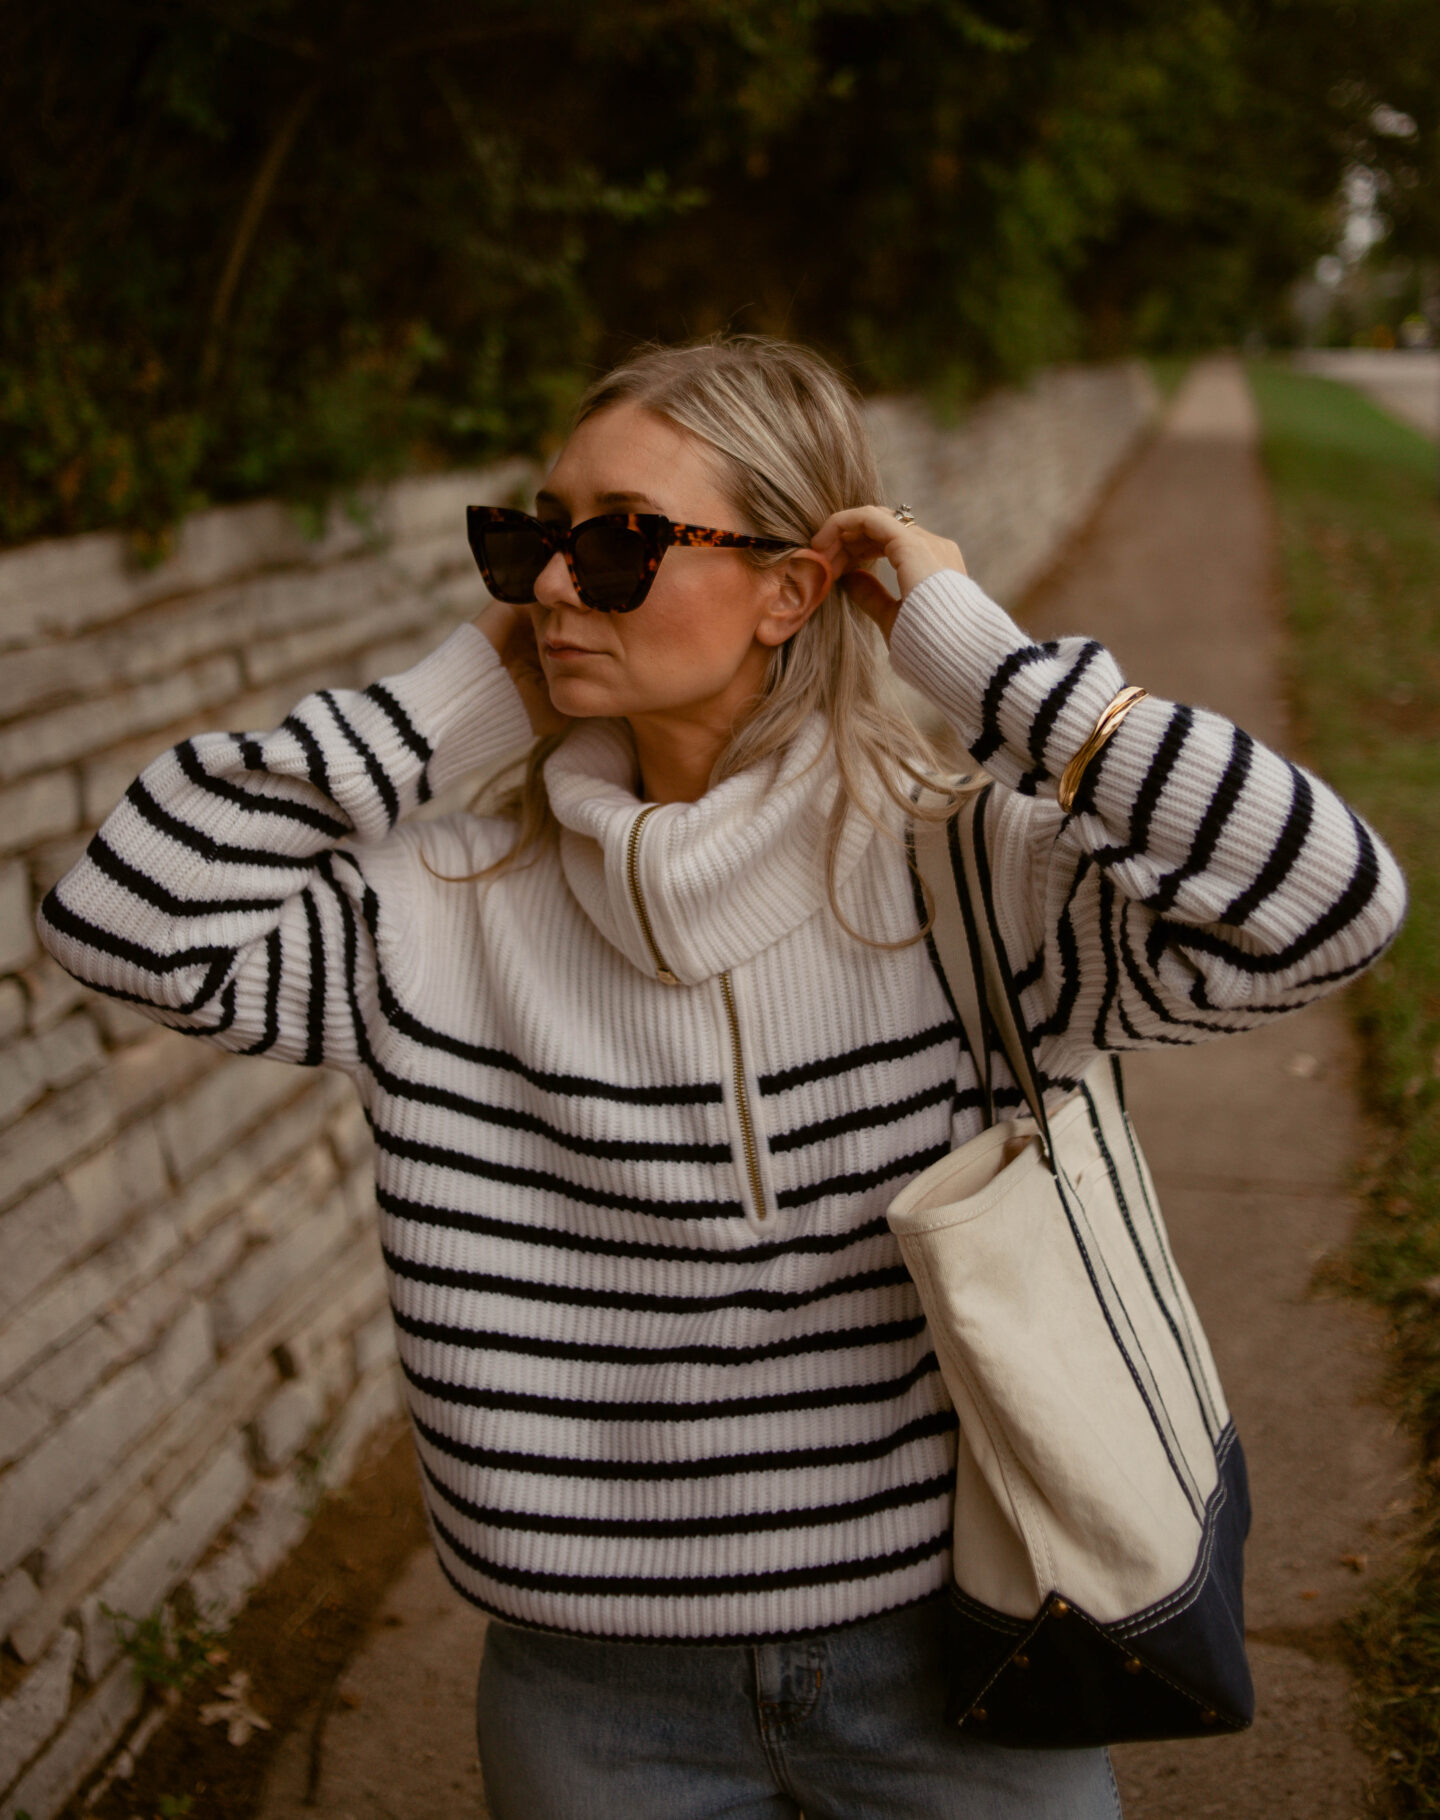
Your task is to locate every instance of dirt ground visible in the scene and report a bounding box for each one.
[66,1423,430,1820]
[75,358,1412,1820]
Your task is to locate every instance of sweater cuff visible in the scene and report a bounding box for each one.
[385,622,535,794]
[890,568,1124,784]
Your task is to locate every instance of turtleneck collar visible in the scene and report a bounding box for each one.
[542,714,882,985]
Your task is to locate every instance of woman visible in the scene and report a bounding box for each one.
[39,336,1405,1819]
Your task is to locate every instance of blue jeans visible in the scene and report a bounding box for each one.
[475,1593,1123,1819]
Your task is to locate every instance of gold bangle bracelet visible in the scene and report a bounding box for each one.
[1057,685,1149,813]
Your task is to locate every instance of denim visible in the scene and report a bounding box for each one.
[475,1593,1123,1819]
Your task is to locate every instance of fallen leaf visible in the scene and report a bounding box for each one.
[199,1671,272,1747]
[1300,1589,1319,1600]
[1340,1553,1368,1573]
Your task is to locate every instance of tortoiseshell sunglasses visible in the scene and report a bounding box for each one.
[466,506,791,613]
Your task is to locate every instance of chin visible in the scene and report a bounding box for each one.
[547,681,628,720]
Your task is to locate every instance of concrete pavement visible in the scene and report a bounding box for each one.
[1023,358,1411,1817]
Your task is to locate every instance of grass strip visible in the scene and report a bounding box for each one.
[1249,361,1440,1817]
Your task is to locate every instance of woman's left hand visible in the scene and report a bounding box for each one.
[810,507,966,644]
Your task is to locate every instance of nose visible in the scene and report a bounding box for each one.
[533,548,586,611]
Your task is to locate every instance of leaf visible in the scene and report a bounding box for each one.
[198,1671,272,1748]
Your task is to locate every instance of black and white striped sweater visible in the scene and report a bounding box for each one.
[38,570,1406,1641]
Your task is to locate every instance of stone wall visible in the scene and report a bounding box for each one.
[0,360,1155,1819]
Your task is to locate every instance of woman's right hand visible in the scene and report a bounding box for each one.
[473,601,571,739]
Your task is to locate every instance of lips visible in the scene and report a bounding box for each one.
[542,639,603,658]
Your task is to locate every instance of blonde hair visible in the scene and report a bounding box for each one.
[477,334,960,944]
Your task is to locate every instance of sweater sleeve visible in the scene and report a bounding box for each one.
[37,623,534,1075]
[889,569,1408,1087]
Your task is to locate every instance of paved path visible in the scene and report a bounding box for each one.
[257,358,1409,1820]
[1021,357,1410,1817]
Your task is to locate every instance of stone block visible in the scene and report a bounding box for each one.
[207,662,357,749]
[319,1362,403,1492]
[0,979,24,1043]
[356,631,435,685]
[0,1180,77,1323]
[0,1203,179,1401]
[210,1188,350,1350]
[343,1158,378,1227]
[253,1376,324,1472]
[0,655,242,783]
[15,954,90,1032]
[0,860,36,975]
[63,1120,171,1256]
[284,1245,386,1375]
[0,1164,173,1375]
[0,1656,141,1820]
[0,498,343,652]
[14,1160,368,1654]
[0,1568,40,1645]
[0,1015,105,1127]
[0,1193,173,1396]
[81,1439,250,1681]
[24,833,87,897]
[241,586,432,689]
[174,1209,248,1300]
[18,1323,122,1424]
[353,1306,398,1378]
[36,1013,105,1090]
[241,1141,336,1244]
[0,1381,47,1472]
[0,1074,113,1215]
[88,997,156,1047]
[0,1626,80,1792]
[158,1052,304,1183]
[0,1034,46,1128]
[106,1023,217,1125]
[0,1300,211,1579]
[169,1077,333,1241]
[12,1317,275,1660]
[186,1536,259,1626]
[229,1471,310,1582]
[327,1094,371,1167]
[0,771,80,857]
[79,711,217,827]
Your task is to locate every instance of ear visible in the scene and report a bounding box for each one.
[753,548,834,649]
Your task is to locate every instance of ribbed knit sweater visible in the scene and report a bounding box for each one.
[38,570,1407,1642]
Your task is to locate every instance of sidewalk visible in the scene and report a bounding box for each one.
[257,359,1410,1819]
[1023,357,1410,1817]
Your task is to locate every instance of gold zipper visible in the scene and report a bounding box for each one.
[627,806,766,1220]
[719,970,767,1222]
[626,805,680,986]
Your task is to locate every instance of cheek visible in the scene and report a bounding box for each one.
[627,588,760,691]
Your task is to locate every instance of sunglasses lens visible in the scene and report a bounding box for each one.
[478,522,551,603]
[573,522,650,612]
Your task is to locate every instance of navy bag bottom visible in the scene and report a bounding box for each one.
[943,1425,1254,1748]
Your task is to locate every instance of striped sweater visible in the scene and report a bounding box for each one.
[37,569,1406,1642]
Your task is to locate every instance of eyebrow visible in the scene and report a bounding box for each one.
[535,487,665,514]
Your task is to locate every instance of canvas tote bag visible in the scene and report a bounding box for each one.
[889,785,1253,1746]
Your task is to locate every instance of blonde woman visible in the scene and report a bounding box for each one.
[40,337,1405,1818]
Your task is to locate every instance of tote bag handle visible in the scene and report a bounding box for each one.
[912,785,1058,1172]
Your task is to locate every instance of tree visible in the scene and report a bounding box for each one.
[2,0,1434,546]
